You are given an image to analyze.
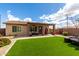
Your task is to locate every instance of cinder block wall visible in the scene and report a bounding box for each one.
[55,28,79,36]
[0,28,5,36]
[63,28,79,36]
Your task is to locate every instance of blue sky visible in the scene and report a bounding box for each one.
[0,3,65,28]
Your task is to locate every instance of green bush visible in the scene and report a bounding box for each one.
[0,38,11,47]
[63,32,68,36]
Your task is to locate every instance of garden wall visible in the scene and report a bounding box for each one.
[0,28,5,36]
[55,28,79,36]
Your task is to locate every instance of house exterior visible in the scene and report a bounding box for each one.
[4,21,55,37]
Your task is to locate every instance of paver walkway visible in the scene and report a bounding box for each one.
[0,34,63,56]
[0,39,16,56]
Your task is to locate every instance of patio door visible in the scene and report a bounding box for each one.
[45,28,48,34]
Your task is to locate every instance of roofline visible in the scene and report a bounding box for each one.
[3,21,55,25]
[3,21,27,25]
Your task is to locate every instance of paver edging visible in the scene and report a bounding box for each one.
[2,40,17,56]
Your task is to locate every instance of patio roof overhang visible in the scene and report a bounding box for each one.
[27,22,55,26]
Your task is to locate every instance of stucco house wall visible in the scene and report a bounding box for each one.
[6,24,28,36]
[5,21,55,36]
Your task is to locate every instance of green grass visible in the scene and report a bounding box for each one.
[6,36,79,56]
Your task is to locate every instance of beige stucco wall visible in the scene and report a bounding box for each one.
[6,24,28,36]
[42,25,49,35]
[6,23,55,36]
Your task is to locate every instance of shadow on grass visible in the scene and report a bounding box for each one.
[67,43,79,50]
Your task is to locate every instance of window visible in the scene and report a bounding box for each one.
[12,26,21,32]
[30,26,32,31]
[38,26,42,30]
[35,26,37,31]
[30,26,37,32]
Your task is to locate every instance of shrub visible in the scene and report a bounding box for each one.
[0,41,4,47]
[63,32,68,36]
[0,33,2,37]
[0,38,11,47]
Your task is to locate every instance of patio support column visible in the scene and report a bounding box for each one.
[47,25,50,34]
[27,24,31,36]
[42,25,45,35]
[53,24,55,35]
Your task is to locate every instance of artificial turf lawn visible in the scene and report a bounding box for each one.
[6,36,79,56]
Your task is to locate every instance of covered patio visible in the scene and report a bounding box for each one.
[27,22,55,36]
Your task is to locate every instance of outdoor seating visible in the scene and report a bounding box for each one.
[64,36,79,46]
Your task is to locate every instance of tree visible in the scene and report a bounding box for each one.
[69,15,79,37]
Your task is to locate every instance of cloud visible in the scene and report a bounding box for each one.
[64,3,79,12]
[7,10,21,21]
[24,18,32,22]
[7,10,32,22]
[70,10,79,17]
[40,3,79,28]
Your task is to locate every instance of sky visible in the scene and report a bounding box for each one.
[0,3,65,28]
[0,3,79,28]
